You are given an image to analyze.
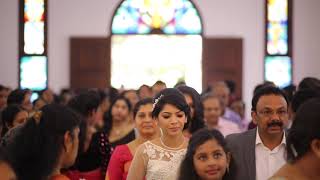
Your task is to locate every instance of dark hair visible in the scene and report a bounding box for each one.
[253,81,276,95]
[178,128,232,180]
[133,98,153,118]
[67,91,100,154]
[298,77,320,91]
[152,88,190,119]
[6,104,80,180]
[176,86,205,134]
[104,96,132,135]
[286,98,320,163]
[1,105,25,137]
[282,84,296,104]
[68,91,100,117]
[7,89,29,106]
[0,84,6,91]
[38,88,48,97]
[224,80,236,94]
[108,87,119,104]
[153,80,166,87]
[291,89,320,113]
[251,86,288,111]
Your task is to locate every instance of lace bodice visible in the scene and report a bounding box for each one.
[127,141,187,180]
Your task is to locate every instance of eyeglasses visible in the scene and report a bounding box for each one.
[257,109,288,118]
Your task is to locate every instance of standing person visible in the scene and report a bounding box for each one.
[1,105,28,138]
[66,91,101,178]
[127,88,189,180]
[177,85,205,138]
[211,82,242,127]
[178,128,232,180]
[226,86,289,180]
[6,104,81,180]
[202,95,240,137]
[230,99,250,132]
[85,96,135,178]
[138,84,152,99]
[122,90,140,110]
[270,98,320,180]
[106,98,159,180]
[151,80,167,97]
[7,89,33,113]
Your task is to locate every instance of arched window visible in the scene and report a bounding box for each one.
[264,0,292,88]
[110,0,203,92]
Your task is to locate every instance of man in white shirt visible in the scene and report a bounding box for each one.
[226,86,289,180]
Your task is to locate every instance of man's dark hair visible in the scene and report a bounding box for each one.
[251,86,288,111]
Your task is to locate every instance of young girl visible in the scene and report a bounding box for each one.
[106,98,159,180]
[178,128,232,180]
[127,88,189,180]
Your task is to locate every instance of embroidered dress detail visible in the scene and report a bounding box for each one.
[143,141,186,180]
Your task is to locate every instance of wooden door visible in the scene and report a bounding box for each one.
[202,38,243,98]
[70,37,111,89]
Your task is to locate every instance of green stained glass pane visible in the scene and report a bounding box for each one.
[111,0,202,35]
[24,0,45,54]
[20,56,48,91]
[267,0,288,55]
[265,56,292,88]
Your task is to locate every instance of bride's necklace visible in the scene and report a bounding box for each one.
[160,135,185,150]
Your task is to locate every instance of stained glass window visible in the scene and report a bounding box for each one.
[112,0,202,34]
[24,0,45,54]
[265,56,291,88]
[19,0,48,91]
[20,56,48,91]
[267,0,288,55]
[265,0,292,87]
[111,0,203,92]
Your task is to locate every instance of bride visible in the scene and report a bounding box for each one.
[127,88,190,180]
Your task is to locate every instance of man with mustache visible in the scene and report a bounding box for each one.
[226,86,289,180]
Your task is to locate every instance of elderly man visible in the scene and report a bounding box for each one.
[211,81,242,126]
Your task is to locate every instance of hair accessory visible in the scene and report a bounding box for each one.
[33,111,42,124]
[290,144,298,158]
[153,94,164,109]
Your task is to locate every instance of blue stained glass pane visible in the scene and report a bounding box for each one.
[111,0,202,35]
[20,56,47,91]
[267,0,289,55]
[265,56,292,88]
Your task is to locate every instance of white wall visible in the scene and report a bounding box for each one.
[0,0,18,88]
[1,0,320,117]
[293,0,320,83]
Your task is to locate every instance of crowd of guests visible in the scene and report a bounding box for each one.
[0,77,320,180]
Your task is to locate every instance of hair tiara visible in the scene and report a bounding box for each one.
[153,94,164,109]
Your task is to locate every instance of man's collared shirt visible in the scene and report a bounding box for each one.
[255,129,286,180]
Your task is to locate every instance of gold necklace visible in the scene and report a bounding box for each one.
[160,135,185,150]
